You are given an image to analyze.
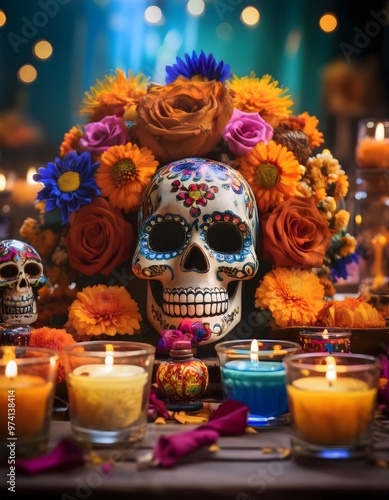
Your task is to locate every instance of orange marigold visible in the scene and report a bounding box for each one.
[80,69,148,122]
[66,284,142,338]
[316,296,386,329]
[59,125,83,157]
[19,218,58,258]
[255,267,325,327]
[30,327,76,383]
[228,73,293,127]
[298,112,324,150]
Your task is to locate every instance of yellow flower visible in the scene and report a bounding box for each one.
[238,140,302,213]
[80,69,148,122]
[67,284,142,337]
[305,149,349,202]
[96,143,158,213]
[227,73,293,127]
[255,267,325,327]
[339,234,357,257]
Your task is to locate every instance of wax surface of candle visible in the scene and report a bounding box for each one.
[68,364,148,430]
[356,138,389,168]
[0,375,53,439]
[221,360,287,417]
[287,377,377,445]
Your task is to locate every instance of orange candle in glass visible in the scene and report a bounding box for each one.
[355,119,389,168]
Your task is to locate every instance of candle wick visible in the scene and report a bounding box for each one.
[328,380,333,388]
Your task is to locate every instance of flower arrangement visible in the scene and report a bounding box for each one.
[19,50,363,339]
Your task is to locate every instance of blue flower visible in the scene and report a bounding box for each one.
[166,50,232,84]
[330,253,359,282]
[34,151,101,224]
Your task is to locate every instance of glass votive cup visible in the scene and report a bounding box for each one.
[62,341,155,447]
[215,339,301,427]
[299,328,352,353]
[355,118,389,169]
[0,346,59,460]
[284,352,381,460]
[0,324,31,347]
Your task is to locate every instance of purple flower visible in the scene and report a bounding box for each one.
[222,108,273,156]
[179,319,212,343]
[79,115,129,158]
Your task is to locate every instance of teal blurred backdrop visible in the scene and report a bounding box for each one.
[0,0,388,149]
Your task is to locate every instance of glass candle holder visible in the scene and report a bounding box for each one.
[0,346,59,460]
[355,118,389,169]
[0,324,31,347]
[62,341,155,447]
[284,352,381,460]
[299,328,352,353]
[215,339,301,427]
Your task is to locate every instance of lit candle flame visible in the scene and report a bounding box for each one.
[5,360,17,378]
[250,339,259,363]
[105,343,114,366]
[325,356,337,386]
[375,122,385,141]
[322,328,329,340]
[26,167,38,185]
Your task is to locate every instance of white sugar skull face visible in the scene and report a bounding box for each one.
[132,158,259,344]
[0,239,46,325]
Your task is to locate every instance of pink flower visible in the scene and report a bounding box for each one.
[222,108,273,156]
[156,329,194,355]
[79,115,129,159]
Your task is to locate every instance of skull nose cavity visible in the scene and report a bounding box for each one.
[182,244,209,273]
[18,277,28,289]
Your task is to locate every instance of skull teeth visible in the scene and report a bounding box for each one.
[162,287,228,318]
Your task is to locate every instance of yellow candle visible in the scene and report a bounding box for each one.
[67,364,148,431]
[356,122,389,168]
[0,375,53,439]
[287,377,377,445]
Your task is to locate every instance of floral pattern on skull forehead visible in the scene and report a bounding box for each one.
[141,157,256,231]
[0,242,41,264]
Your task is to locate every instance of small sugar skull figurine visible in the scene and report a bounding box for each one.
[132,158,259,344]
[0,239,47,325]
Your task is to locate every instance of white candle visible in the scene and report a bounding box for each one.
[68,363,148,431]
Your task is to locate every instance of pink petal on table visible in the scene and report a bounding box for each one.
[16,438,86,475]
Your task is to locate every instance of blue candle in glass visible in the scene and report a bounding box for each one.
[220,359,287,417]
[216,339,301,427]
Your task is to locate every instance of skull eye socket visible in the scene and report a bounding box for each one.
[25,262,43,278]
[149,220,186,253]
[0,264,18,280]
[207,222,243,253]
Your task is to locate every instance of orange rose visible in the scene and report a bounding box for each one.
[65,197,134,277]
[260,196,332,268]
[133,80,234,164]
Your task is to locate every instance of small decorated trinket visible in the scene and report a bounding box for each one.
[155,340,209,411]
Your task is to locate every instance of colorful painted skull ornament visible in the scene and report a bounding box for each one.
[0,239,47,325]
[132,158,259,344]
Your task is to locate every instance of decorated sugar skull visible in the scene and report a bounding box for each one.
[0,239,46,325]
[132,158,259,344]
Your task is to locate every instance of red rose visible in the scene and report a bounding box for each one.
[66,197,134,276]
